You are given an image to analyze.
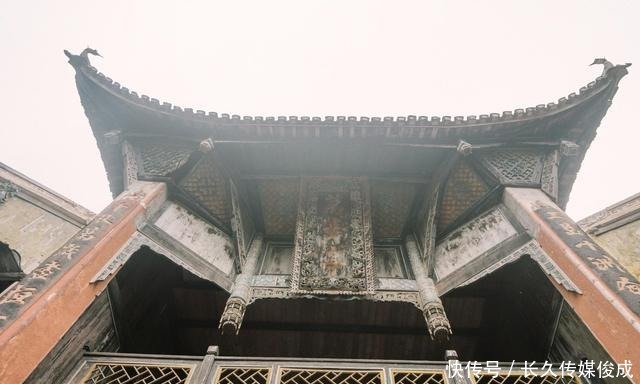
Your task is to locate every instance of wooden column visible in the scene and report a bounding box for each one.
[405,236,452,342]
[0,181,166,384]
[503,187,640,379]
[219,233,264,334]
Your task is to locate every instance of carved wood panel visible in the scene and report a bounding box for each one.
[291,177,375,294]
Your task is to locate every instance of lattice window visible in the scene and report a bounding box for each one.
[215,367,271,384]
[279,368,384,384]
[392,370,446,384]
[82,363,192,384]
[474,373,579,384]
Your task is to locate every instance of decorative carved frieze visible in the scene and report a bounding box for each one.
[376,278,418,291]
[252,274,290,287]
[370,291,421,309]
[91,232,148,282]
[578,192,640,235]
[248,286,422,310]
[480,149,544,186]
[0,182,18,204]
[122,140,139,189]
[291,177,375,295]
[541,150,559,201]
[230,181,250,271]
[459,240,581,293]
[90,231,220,284]
[434,208,517,280]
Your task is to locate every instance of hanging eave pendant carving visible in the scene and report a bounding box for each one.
[291,177,376,295]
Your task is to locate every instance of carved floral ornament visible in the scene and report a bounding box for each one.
[291,177,375,295]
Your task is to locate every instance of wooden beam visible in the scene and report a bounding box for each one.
[416,150,460,276]
[0,181,167,384]
[176,319,483,337]
[504,187,640,379]
[0,272,24,281]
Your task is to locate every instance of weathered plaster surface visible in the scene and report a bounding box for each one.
[434,208,517,280]
[592,220,640,280]
[155,202,235,276]
[0,198,80,273]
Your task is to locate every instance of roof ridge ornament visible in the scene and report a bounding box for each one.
[63,47,102,68]
[590,57,632,76]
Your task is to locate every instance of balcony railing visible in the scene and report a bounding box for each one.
[66,351,581,384]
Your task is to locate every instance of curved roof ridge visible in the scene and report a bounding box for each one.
[66,50,629,128]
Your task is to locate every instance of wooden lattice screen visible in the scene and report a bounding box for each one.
[391,370,446,384]
[216,367,271,384]
[279,368,384,384]
[474,373,579,384]
[81,363,192,384]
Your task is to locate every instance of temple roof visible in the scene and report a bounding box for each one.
[66,50,630,207]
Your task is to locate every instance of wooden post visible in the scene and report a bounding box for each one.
[190,345,219,383]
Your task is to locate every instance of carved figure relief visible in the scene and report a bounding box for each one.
[291,177,375,294]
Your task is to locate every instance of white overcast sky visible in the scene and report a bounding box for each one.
[0,1,638,220]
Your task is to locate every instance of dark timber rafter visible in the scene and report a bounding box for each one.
[416,140,472,276]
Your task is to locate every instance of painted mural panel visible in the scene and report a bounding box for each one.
[434,207,517,280]
[260,244,293,275]
[291,177,375,294]
[374,246,408,279]
[154,202,235,276]
[0,198,80,273]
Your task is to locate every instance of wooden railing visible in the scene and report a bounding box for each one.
[66,351,581,384]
